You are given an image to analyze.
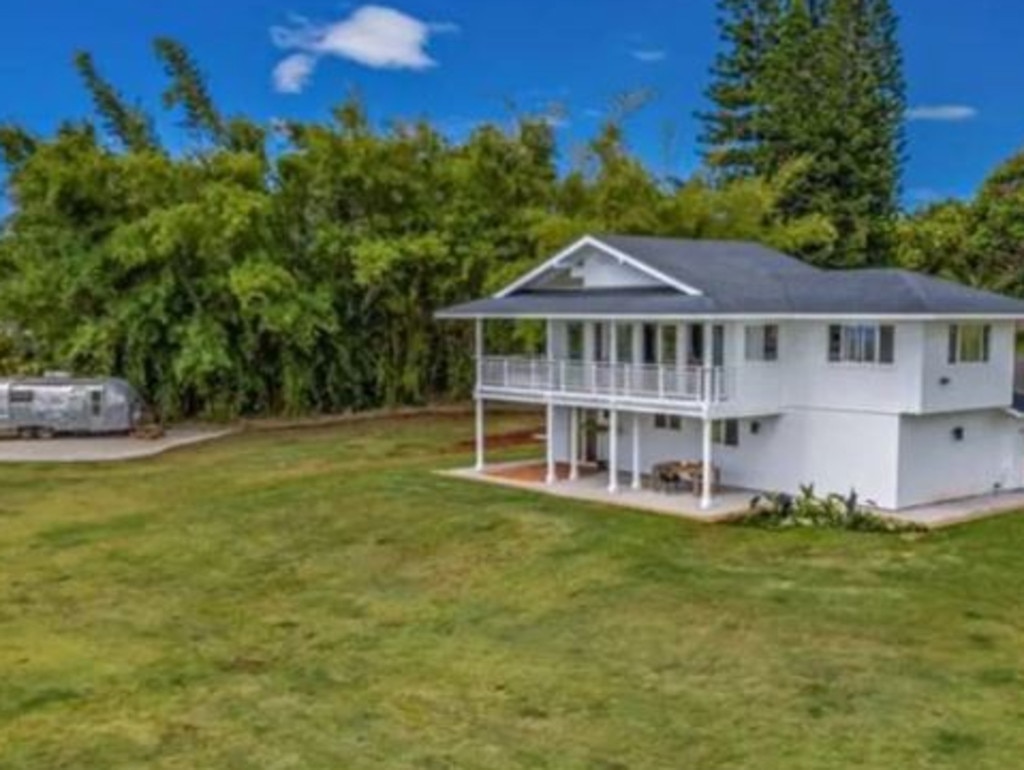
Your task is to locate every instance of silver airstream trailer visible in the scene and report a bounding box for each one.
[0,375,143,438]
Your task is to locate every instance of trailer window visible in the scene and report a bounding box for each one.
[9,390,33,404]
[90,390,103,416]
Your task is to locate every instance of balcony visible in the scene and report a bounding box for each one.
[478,356,730,409]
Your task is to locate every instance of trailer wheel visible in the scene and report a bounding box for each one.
[37,427,56,440]
[17,427,38,440]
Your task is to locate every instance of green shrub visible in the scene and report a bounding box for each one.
[738,485,926,534]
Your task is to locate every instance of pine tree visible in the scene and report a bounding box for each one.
[706,0,906,266]
[756,0,819,175]
[699,0,783,178]
[798,0,906,265]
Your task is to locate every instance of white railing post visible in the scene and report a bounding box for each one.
[658,366,665,400]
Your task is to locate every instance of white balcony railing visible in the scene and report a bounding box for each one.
[478,356,731,404]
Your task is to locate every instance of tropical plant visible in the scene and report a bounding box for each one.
[741,484,926,533]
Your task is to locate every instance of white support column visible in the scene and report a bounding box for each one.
[546,402,557,485]
[703,321,713,402]
[609,322,618,394]
[608,409,620,493]
[475,318,485,472]
[569,407,580,481]
[475,398,485,472]
[701,416,714,510]
[631,413,642,490]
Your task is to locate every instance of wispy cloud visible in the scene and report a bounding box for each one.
[631,49,668,63]
[906,104,978,122]
[273,53,316,94]
[271,5,456,93]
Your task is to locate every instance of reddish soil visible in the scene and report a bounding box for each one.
[486,461,599,483]
[455,428,544,451]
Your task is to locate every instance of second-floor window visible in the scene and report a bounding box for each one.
[828,324,895,365]
[745,324,779,362]
[948,324,991,364]
[567,323,584,361]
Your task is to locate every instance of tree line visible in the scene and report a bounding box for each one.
[0,8,1020,419]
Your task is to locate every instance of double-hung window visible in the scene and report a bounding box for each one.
[948,324,990,364]
[827,324,895,365]
[654,414,682,431]
[744,324,779,362]
[712,419,740,447]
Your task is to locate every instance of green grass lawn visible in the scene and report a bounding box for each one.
[2,413,1024,769]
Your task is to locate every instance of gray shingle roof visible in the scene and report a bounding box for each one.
[437,235,1024,318]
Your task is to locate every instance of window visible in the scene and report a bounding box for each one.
[744,324,779,362]
[827,324,895,364]
[593,323,608,363]
[660,325,678,365]
[948,324,990,364]
[9,389,33,404]
[712,325,725,367]
[567,323,584,361]
[90,390,103,417]
[616,323,634,363]
[712,419,740,447]
[654,414,682,431]
[642,324,658,365]
[688,325,703,365]
[687,324,725,366]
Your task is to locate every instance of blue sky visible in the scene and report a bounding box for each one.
[1,0,1021,207]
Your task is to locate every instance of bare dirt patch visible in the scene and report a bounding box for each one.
[455,428,545,452]
[485,461,600,483]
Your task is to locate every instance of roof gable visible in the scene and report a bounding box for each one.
[495,236,704,298]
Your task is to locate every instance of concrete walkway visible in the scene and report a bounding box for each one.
[883,491,1024,529]
[0,427,235,463]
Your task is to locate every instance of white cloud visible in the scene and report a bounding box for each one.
[271,5,455,93]
[273,53,316,94]
[542,114,569,129]
[632,49,667,63]
[906,104,978,122]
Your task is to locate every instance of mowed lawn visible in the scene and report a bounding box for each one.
[2,414,1024,769]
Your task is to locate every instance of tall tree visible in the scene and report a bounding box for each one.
[73,52,158,153]
[699,0,783,178]
[703,0,906,266]
[812,0,905,265]
[153,37,225,145]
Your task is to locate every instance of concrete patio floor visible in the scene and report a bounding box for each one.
[442,461,754,523]
[443,461,1024,529]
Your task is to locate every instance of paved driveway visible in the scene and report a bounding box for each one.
[0,428,234,463]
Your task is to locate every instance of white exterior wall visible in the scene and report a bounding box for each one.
[920,321,1015,413]
[532,318,1023,510]
[553,408,901,508]
[579,252,662,288]
[781,321,924,414]
[897,410,1024,507]
[721,410,901,508]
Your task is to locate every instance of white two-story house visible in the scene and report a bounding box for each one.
[437,235,1024,511]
